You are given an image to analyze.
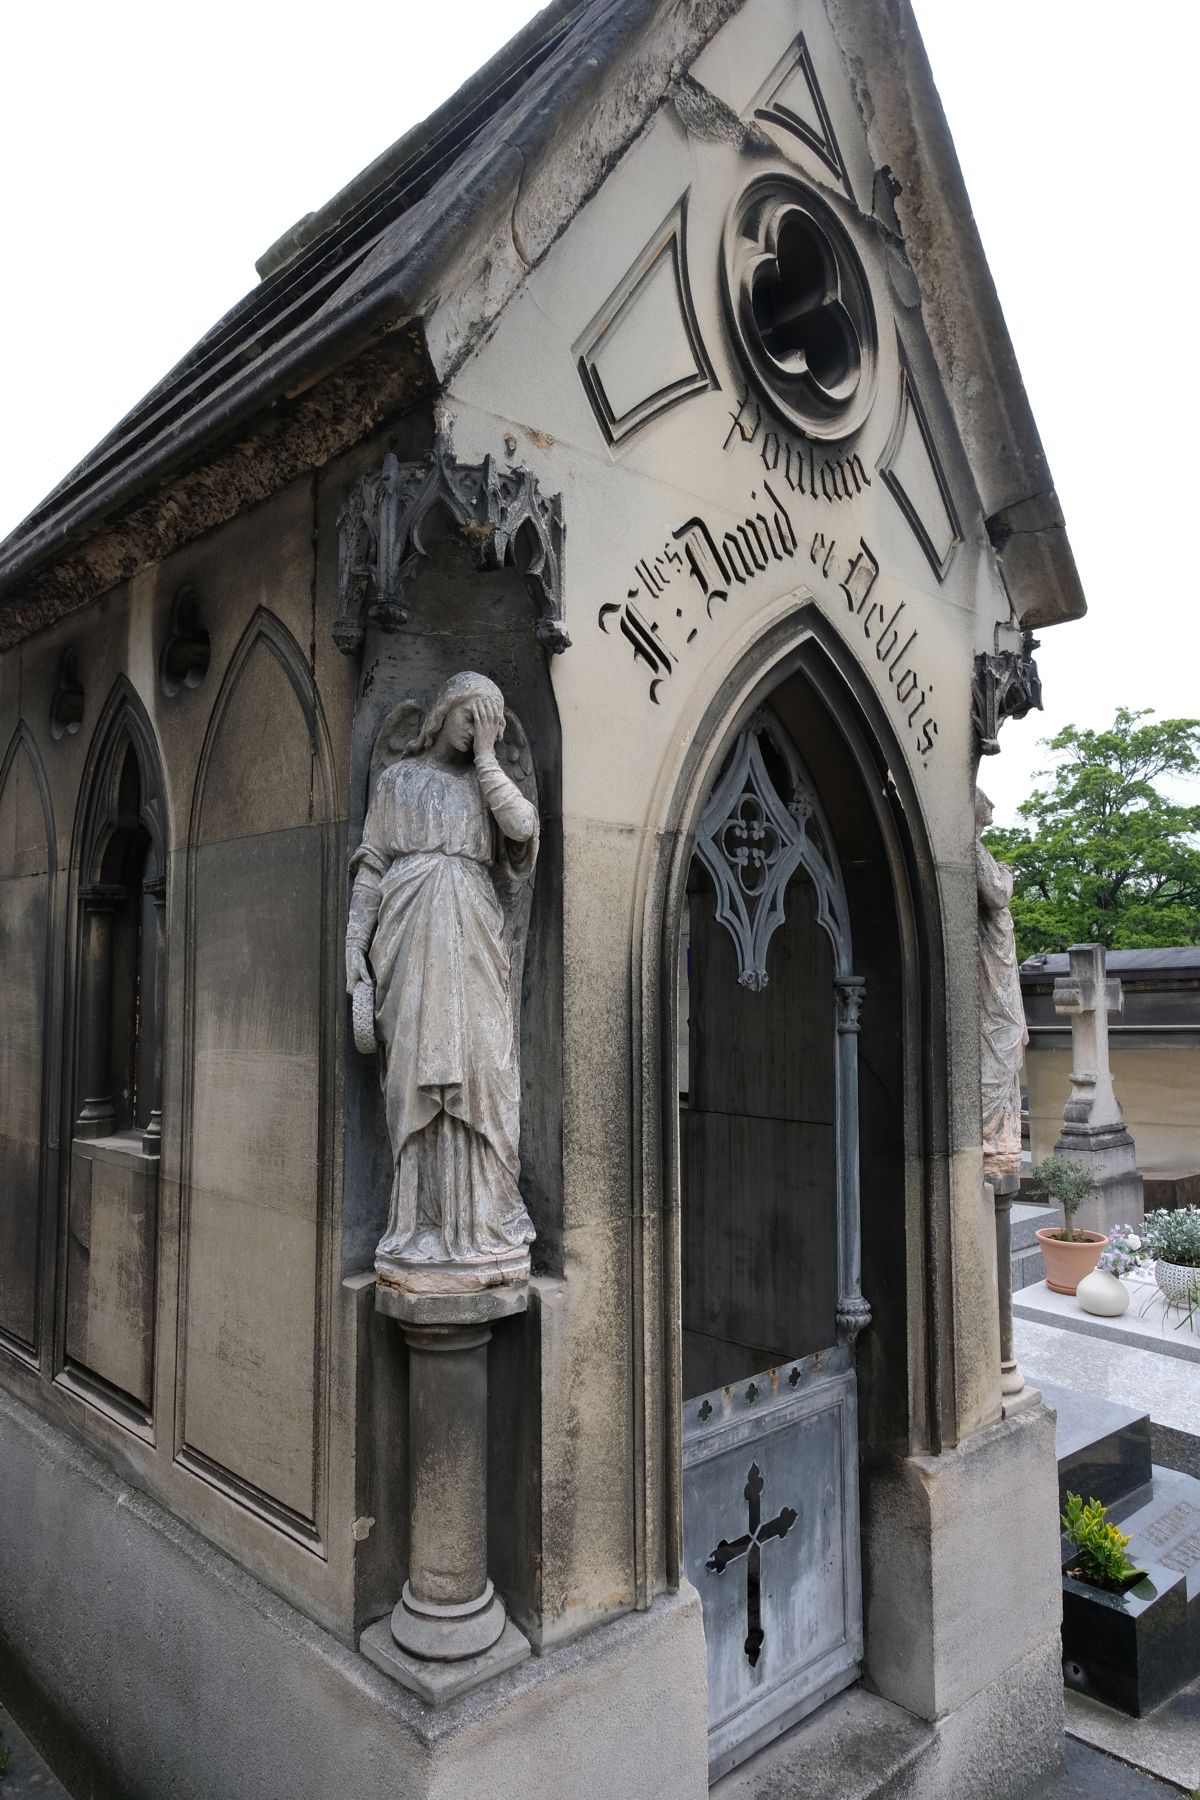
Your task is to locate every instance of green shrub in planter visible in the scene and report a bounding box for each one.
[1062,1492,1142,1591]
[1027,1157,1097,1243]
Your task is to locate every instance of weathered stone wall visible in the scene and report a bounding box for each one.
[0,463,371,1639]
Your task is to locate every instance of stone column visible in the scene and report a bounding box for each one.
[1053,942,1143,1235]
[992,1169,1034,1412]
[834,975,871,1343]
[361,1283,532,1705]
[141,876,166,1157]
[75,883,123,1138]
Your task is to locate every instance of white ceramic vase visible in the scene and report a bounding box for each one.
[1155,1259,1200,1311]
[1075,1268,1130,1317]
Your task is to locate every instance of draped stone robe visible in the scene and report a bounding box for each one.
[350,749,538,1272]
[976,836,1028,1183]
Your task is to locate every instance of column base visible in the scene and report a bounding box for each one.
[1000,1359,1026,1398]
[360,1614,531,1707]
[392,1580,507,1660]
[1002,1382,1042,1419]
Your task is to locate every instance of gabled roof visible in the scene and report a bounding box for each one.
[0,0,1085,645]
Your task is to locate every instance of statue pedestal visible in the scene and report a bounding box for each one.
[362,1280,531,1705]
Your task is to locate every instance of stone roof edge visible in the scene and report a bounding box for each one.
[254,0,586,282]
[825,0,1085,631]
[0,0,1085,640]
[0,0,737,615]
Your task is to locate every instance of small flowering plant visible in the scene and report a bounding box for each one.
[1099,1224,1144,1279]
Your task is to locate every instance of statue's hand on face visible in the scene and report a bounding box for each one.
[469,696,505,757]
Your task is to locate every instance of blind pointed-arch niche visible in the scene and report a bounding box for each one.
[0,726,55,1363]
[179,610,335,1543]
[64,682,168,1426]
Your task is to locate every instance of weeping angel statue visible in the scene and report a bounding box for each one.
[346,672,539,1291]
[976,787,1028,1184]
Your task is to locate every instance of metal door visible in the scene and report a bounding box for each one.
[680,711,869,1781]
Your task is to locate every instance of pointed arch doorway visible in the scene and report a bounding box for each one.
[679,696,870,1781]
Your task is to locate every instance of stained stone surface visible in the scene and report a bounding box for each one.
[0,1702,67,1797]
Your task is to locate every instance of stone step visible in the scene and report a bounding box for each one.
[1011,1201,1064,1253]
[1040,1379,1152,1514]
[711,1682,933,1800]
[1013,1244,1046,1293]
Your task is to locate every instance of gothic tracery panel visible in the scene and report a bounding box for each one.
[180,612,333,1537]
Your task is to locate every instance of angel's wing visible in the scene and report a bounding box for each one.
[496,709,538,814]
[369,698,423,786]
[492,709,540,1061]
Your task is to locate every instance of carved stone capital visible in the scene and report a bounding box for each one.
[836,1295,872,1344]
[79,882,126,914]
[834,975,865,1034]
[973,632,1042,757]
[333,435,569,655]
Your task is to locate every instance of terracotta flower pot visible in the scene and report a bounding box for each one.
[1037,1228,1107,1296]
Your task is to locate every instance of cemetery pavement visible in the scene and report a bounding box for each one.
[1024,1739,1189,1798]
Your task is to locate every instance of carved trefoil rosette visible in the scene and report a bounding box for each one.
[333,436,569,655]
[877,341,963,580]
[573,193,719,448]
[750,34,854,200]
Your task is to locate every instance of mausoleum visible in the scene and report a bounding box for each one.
[0,2,1087,1794]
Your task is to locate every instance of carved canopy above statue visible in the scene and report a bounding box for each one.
[334,436,569,657]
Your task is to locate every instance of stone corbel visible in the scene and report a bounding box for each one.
[972,631,1042,757]
[333,435,570,656]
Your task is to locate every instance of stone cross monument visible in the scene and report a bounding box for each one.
[1052,942,1143,1235]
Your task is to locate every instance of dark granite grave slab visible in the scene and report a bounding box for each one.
[1116,1467,1200,1578]
[1061,1561,1190,1717]
[1113,1465,1200,1669]
[1042,1381,1153,1515]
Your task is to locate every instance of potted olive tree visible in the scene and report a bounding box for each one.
[1030,1156,1107,1294]
[1142,1206,1200,1316]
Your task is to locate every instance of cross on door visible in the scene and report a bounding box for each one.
[706,1461,798,1667]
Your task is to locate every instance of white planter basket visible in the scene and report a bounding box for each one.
[1154,1258,1200,1310]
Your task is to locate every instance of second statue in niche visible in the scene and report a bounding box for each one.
[976,786,1028,1184]
[346,672,539,1291]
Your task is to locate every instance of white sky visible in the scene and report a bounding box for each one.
[2,0,1194,826]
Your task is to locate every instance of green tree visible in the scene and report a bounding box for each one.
[984,708,1200,959]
